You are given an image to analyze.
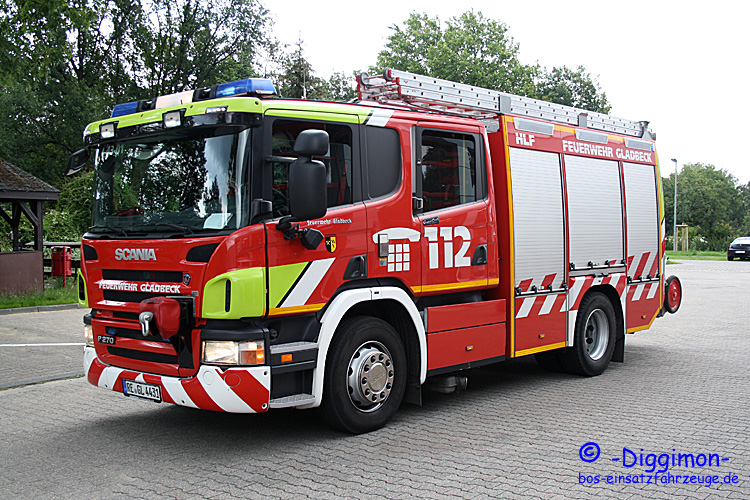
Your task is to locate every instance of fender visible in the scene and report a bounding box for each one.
[301,286,427,408]
[567,273,627,347]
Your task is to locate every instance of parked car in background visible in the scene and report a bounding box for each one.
[728,237,750,260]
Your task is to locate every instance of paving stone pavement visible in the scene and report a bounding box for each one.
[0,308,86,388]
[0,260,747,499]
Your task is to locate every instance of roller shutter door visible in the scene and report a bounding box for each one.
[564,155,624,270]
[509,148,566,289]
[623,162,659,278]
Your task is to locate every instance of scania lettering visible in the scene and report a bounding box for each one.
[72,69,681,433]
[114,248,157,261]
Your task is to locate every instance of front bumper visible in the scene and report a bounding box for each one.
[83,347,270,412]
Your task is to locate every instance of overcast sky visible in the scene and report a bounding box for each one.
[270,0,750,183]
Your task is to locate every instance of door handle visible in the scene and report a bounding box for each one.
[472,244,488,266]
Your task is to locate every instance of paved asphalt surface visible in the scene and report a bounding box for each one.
[0,260,747,499]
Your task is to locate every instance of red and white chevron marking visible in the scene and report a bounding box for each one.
[628,251,659,280]
[515,273,564,319]
[566,273,627,312]
[515,272,628,319]
[627,281,660,302]
[83,347,270,413]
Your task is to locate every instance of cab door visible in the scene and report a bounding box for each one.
[413,126,489,295]
[262,113,367,318]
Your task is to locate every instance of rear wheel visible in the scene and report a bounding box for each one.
[728,255,734,261]
[559,292,616,376]
[321,316,406,434]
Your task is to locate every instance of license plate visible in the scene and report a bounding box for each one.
[123,379,162,402]
[735,250,745,254]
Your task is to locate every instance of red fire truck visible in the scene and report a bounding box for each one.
[71,69,681,433]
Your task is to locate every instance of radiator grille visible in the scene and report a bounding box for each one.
[108,346,178,364]
[102,269,183,282]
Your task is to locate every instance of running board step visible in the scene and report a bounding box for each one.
[269,393,315,408]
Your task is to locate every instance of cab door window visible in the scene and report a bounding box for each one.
[269,119,357,218]
[417,130,482,213]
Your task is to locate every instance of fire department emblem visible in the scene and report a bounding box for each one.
[325,236,337,253]
[371,228,421,273]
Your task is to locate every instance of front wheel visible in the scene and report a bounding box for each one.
[321,316,407,434]
[559,292,617,376]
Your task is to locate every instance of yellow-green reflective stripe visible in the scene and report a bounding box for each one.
[264,109,360,124]
[77,269,88,307]
[203,267,265,319]
[268,262,309,309]
[89,98,263,132]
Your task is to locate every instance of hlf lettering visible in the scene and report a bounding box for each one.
[515,133,535,146]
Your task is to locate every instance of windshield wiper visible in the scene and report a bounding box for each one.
[137,222,195,234]
[88,224,129,236]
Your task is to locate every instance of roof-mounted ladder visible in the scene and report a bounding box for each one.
[357,68,654,139]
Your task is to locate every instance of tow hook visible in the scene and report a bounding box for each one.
[139,311,154,337]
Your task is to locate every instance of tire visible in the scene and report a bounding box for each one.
[321,316,407,434]
[559,292,616,377]
[535,349,564,372]
[728,255,734,261]
[664,275,682,314]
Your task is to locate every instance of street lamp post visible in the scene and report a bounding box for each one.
[672,158,678,252]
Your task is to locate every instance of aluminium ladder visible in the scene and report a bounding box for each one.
[357,68,653,139]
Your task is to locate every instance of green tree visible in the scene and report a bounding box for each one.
[275,40,356,101]
[0,0,272,240]
[276,39,325,99]
[377,11,536,96]
[132,0,271,98]
[375,10,609,112]
[536,65,611,113]
[0,0,272,187]
[324,72,357,102]
[663,163,741,250]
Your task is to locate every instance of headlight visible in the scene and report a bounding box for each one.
[202,340,265,365]
[84,324,94,347]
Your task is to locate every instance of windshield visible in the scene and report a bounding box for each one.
[90,128,250,237]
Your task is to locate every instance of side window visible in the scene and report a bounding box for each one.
[418,130,478,212]
[270,119,354,217]
[366,127,401,199]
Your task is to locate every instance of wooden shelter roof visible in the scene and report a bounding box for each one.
[0,158,60,201]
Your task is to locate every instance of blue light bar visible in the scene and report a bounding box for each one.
[109,77,277,118]
[111,101,138,118]
[216,78,276,98]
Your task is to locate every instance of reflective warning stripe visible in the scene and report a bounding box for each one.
[280,258,335,308]
[84,348,270,413]
[364,109,394,127]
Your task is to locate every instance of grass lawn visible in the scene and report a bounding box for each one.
[666,250,726,261]
[0,278,78,309]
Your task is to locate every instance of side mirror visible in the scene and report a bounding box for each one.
[65,148,90,176]
[288,130,328,221]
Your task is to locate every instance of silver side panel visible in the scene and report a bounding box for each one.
[564,155,624,270]
[623,162,659,278]
[509,148,566,288]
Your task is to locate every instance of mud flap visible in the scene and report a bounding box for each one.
[403,381,422,406]
[612,334,625,363]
